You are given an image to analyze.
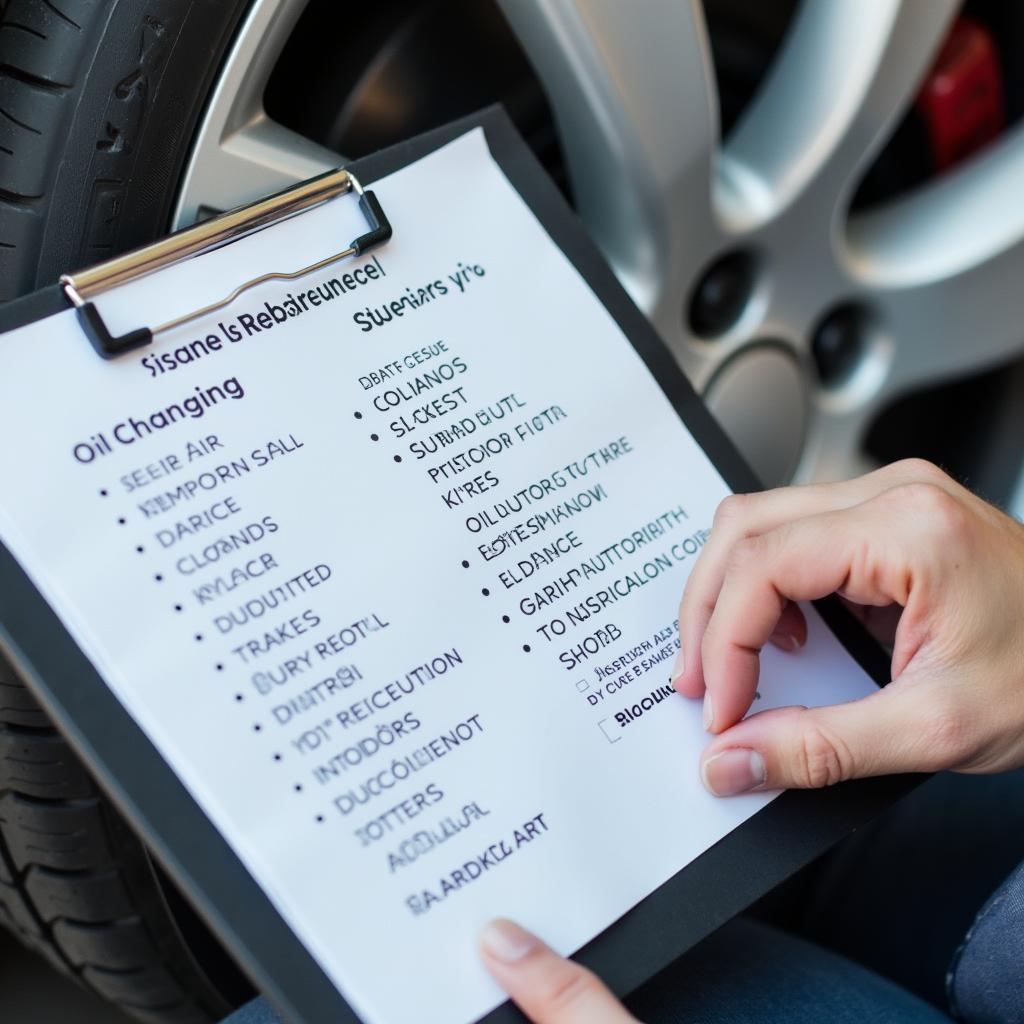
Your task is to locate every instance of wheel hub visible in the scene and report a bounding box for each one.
[704,345,808,487]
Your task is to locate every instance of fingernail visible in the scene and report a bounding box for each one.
[775,632,803,652]
[670,648,685,684]
[480,919,537,964]
[701,749,767,796]
[702,690,714,731]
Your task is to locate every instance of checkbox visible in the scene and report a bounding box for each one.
[575,678,589,692]
[597,718,621,744]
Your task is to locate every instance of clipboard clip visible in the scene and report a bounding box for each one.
[60,170,391,359]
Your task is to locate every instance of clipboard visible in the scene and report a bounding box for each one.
[0,106,917,1024]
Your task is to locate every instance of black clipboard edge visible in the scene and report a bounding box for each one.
[0,282,66,331]
[0,106,920,1024]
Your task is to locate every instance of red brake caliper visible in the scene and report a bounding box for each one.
[915,15,1006,171]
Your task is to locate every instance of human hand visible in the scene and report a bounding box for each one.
[674,459,1024,794]
[480,918,638,1023]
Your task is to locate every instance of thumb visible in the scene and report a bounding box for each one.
[479,918,637,1024]
[699,685,940,795]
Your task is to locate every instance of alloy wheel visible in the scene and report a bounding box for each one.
[174,0,1024,510]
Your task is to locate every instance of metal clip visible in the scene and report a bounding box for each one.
[61,169,391,359]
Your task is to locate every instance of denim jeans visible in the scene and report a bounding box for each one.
[226,917,952,1024]
[223,769,1024,1024]
[948,859,1024,1024]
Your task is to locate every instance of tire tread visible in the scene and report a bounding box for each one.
[0,662,222,1021]
[0,1,250,1019]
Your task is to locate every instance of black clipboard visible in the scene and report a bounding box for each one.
[0,106,916,1024]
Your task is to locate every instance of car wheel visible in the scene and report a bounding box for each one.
[498,0,1024,501]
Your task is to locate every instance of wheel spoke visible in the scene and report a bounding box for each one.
[847,126,1024,397]
[796,402,882,484]
[720,0,957,229]
[172,0,337,227]
[175,117,339,226]
[499,0,721,332]
[1010,474,1024,521]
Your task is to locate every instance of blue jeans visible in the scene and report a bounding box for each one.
[225,770,1024,1023]
[225,917,951,1024]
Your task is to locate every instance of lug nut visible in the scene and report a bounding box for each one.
[688,251,755,338]
[812,304,865,385]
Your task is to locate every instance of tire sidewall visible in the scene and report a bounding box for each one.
[34,0,253,291]
[0,2,258,1016]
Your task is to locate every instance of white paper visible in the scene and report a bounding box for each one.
[0,130,876,1024]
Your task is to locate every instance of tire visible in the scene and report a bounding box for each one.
[0,0,249,298]
[0,1,255,1020]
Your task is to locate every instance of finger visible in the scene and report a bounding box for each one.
[699,685,945,794]
[700,496,920,731]
[675,487,848,698]
[674,460,942,699]
[768,600,807,652]
[480,919,637,1024]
